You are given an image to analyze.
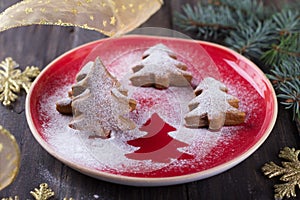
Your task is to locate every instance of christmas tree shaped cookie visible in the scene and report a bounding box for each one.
[69,57,136,138]
[129,43,193,89]
[184,77,245,130]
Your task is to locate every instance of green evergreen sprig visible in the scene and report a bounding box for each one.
[174,0,300,120]
[174,0,272,41]
[174,3,236,40]
[278,79,300,120]
[262,34,300,66]
[267,58,300,120]
[225,19,276,59]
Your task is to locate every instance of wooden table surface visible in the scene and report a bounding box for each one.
[1,0,299,199]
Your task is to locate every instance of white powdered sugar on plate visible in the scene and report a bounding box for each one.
[38,75,243,174]
[31,38,270,180]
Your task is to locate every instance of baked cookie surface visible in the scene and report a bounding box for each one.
[69,58,136,138]
[184,77,245,130]
[129,43,192,89]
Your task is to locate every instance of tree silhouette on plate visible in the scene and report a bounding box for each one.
[126,113,194,163]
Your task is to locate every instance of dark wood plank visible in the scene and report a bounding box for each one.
[0,25,76,198]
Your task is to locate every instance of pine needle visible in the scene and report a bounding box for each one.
[174,0,300,120]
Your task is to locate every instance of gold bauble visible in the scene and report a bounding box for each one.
[0,125,21,191]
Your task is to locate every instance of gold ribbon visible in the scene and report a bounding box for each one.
[0,125,20,191]
[0,0,163,37]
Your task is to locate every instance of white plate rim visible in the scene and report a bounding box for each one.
[25,35,278,186]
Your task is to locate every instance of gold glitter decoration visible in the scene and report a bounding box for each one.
[0,57,40,106]
[262,147,300,199]
[1,197,19,200]
[30,183,54,200]
[1,196,74,200]
[1,183,75,200]
[0,125,20,191]
[0,0,163,37]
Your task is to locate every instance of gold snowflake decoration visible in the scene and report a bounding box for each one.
[262,147,300,199]
[30,183,54,200]
[1,183,74,200]
[0,57,40,106]
[1,197,19,200]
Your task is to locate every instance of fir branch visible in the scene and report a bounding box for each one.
[213,0,270,20]
[174,0,271,41]
[174,3,237,40]
[277,79,300,120]
[262,9,300,67]
[272,9,300,35]
[267,58,300,120]
[225,19,276,59]
[200,0,271,20]
[262,33,300,66]
[174,0,300,120]
[267,58,300,89]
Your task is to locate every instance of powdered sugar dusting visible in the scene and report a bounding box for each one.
[38,76,245,175]
[69,59,135,137]
[129,44,192,88]
[185,77,244,130]
[31,38,269,179]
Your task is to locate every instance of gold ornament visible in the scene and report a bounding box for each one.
[1,197,19,200]
[30,183,54,200]
[262,147,300,199]
[1,183,76,200]
[0,0,163,37]
[1,197,74,200]
[0,57,40,106]
[0,125,20,191]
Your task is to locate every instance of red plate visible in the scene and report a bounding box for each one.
[26,35,277,186]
